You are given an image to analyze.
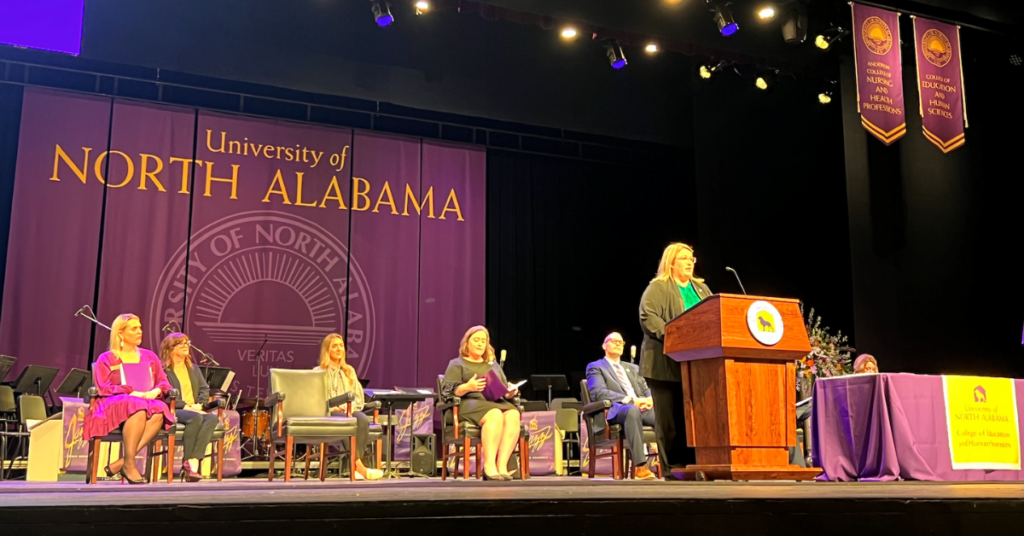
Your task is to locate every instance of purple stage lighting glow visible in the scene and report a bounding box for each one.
[612,58,627,70]
[0,0,85,55]
[720,23,739,36]
[376,14,394,27]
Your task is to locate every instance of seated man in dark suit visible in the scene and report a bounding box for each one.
[586,332,657,480]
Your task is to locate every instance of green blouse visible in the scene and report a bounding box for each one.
[677,281,701,311]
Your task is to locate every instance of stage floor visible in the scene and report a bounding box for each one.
[3,478,1024,535]
[1,477,1023,506]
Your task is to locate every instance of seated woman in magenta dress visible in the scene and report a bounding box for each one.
[85,313,175,484]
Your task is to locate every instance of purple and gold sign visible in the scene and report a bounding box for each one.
[914,17,967,153]
[851,3,907,145]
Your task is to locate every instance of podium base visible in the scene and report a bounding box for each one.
[674,464,822,481]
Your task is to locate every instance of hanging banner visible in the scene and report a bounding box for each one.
[943,375,1021,470]
[913,17,967,153]
[851,3,907,145]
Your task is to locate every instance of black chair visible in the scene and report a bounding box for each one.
[435,375,530,480]
[150,399,228,483]
[580,380,624,480]
[0,385,23,480]
[266,369,359,482]
[83,387,179,484]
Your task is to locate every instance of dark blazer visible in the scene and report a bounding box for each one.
[638,277,712,382]
[586,358,651,426]
[164,362,210,410]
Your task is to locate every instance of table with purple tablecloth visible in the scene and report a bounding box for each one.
[811,373,1024,481]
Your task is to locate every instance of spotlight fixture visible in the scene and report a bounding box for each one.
[1010,54,1022,67]
[699,60,728,79]
[814,27,848,50]
[646,43,659,53]
[708,1,739,37]
[372,2,394,27]
[818,80,837,104]
[780,1,808,45]
[755,70,778,90]
[606,40,627,70]
[561,27,578,40]
[415,1,429,14]
[758,6,775,20]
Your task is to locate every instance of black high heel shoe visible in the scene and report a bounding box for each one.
[103,464,116,478]
[118,469,147,485]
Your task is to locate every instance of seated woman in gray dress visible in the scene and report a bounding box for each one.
[441,326,521,481]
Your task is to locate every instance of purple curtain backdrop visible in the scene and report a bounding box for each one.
[417,142,486,385]
[0,88,109,380]
[350,132,421,388]
[2,89,485,404]
[183,111,355,397]
[94,100,195,357]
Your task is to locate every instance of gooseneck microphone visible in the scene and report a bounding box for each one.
[499,349,507,369]
[725,266,747,295]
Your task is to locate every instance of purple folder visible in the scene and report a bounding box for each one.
[481,368,509,402]
[121,361,155,392]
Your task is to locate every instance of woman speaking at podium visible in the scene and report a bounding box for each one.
[639,243,712,478]
[85,314,174,484]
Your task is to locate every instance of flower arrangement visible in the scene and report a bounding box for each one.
[797,307,855,395]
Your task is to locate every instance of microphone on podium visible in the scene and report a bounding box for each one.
[725,266,747,295]
[630,345,637,364]
[74,305,87,317]
[499,349,507,369]
[162,320,180,333]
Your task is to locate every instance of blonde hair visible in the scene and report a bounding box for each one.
[109,313,140,357]
[160,332,192,370]
[459,325,496,363]
[853,354,878,373]
[651,242,703,283]
[318,333,359,388]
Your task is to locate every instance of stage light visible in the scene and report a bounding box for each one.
[815,27,848,50]
[755,70,778,90]
[606,40,627,70]
[646,43,659,53]
[561,27,578,40]
[780,2,808,45]
[1010,54,1022,67]
[710,2,739,37]
[818,80,837,104]
[699,60,728,80]
[415,1,430,14]
[758,6,775,20]
[372,2,394,27]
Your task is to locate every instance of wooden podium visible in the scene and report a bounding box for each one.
[665,293,821,481]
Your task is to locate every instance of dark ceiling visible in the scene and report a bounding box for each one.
[468,0,1022,71]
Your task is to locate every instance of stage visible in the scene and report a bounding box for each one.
[2,478,1024,534]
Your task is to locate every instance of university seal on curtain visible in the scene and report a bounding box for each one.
[149,211,375,395]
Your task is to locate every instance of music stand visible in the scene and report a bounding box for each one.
[202,367,232,391]
[530,374,569,406]
[55,368,92,399]
[0,355,16,383]
[11,365,59,410]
